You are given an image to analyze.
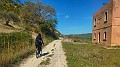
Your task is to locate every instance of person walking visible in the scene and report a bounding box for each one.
[35,33,44,58]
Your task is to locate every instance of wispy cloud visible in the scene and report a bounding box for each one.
[57,12,63,15]
[65,15,70,19]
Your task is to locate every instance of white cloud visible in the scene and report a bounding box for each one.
[65,15,70,19]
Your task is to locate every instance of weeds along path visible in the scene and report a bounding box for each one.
[19,40,67,67]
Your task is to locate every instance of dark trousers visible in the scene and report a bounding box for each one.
[38,45,42,54]
[36,43,42,54]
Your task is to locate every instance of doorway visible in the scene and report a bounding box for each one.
[98,32,100,43]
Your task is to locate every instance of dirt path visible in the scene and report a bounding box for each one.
[19,40,67,67]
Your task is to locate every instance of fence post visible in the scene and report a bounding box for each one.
[2,30,5,49]
[20,23,22,50]
[10,33,12,47]
[21,32,22,45]
[7,34,9,53]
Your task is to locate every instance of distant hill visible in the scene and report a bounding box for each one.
[65,33,92,43]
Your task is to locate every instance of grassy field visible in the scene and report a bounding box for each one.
[62,42,120,67]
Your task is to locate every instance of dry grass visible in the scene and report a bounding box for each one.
[0,32,34,67]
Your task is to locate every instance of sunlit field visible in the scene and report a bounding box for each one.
[62,42,120,67]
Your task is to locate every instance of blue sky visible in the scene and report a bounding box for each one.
[19,0,109,35]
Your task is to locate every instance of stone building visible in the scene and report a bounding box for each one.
[92,0,120,46]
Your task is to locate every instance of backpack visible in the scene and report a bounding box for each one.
[35,36,42,45]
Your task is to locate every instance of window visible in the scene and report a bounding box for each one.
[94,19,96,27]
[103,32,106,41]
[104,11,108,23]
[94,33,96,40]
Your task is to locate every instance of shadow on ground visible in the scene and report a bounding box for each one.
[37,52,49,58]
[41,52,49,56]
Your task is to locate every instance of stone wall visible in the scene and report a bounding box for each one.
[111,0,120,46]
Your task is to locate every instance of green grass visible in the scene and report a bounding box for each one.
[62,42,120,67]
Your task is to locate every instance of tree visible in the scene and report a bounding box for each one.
[0,0,59,38]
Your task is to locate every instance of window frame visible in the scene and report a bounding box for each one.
[104,11,108,23]
[94,18,96,27]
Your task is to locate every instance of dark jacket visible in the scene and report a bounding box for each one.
[35,35,44,48]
